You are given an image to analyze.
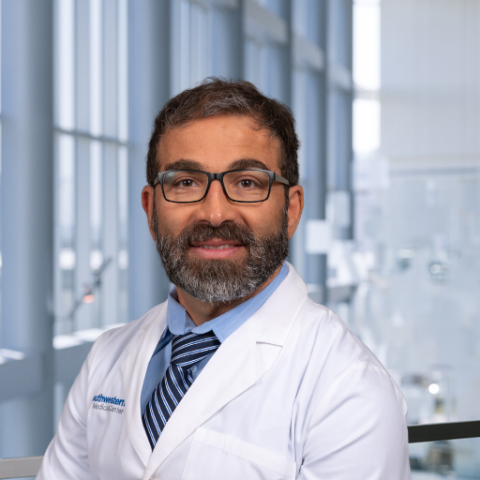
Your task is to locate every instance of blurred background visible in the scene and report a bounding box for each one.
[0,0,479,477]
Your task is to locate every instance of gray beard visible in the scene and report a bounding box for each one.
[152,204,289,304]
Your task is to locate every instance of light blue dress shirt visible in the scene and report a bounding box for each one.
[140,262,289,414]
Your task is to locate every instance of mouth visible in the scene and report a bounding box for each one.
[189,240,246,259]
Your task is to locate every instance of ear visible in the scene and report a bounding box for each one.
[141,185,157,240]
[287,185,304,239]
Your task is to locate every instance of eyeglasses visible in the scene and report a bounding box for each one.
[153,168,290,204]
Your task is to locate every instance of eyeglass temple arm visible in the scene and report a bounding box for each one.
[274,173,290,186]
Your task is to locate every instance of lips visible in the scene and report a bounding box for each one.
[166,222,256,262]
[197,244,238,250]
[189,239,245,259]
[191,240,243,249]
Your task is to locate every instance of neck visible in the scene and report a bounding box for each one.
[175,264,283,326]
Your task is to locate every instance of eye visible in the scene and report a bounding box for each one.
[236,177,259,189]
[173,177,198,188]
[240,179,255,188]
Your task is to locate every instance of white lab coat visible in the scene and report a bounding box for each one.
[37,263,411,480]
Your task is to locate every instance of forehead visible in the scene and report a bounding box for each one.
[157,114,281,172]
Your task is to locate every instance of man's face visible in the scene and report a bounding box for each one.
[142,114,303,303]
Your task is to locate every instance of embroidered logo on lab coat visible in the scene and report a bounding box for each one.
[92,394,125,414]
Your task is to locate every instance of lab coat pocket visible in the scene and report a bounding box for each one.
[182,428,296,480]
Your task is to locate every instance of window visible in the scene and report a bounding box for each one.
[353,0,480,476]
[54,0,129,335]
[0,0,353,460]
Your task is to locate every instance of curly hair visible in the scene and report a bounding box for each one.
[146,77,300,188]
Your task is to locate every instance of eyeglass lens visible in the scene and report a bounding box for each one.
[162,170,271,202]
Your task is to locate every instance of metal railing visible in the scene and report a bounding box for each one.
[0,456,43,479]
[408,420,480,444]
[1,421,479,479]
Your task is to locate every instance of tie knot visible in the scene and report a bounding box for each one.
[171,331,220,368]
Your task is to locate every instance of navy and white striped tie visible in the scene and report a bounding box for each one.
[143,330,220,449]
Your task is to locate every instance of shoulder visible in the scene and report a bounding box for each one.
[273,264,401,406]
[295,298,382,372]
[86,301,167,370]
[292,298,407,415]
[294,301,410,477]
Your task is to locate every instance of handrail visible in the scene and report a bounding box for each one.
[0,456,43,479]
[408,420,480,444]
[0,421,479,478]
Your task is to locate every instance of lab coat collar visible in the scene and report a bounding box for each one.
[143,262,308,479]
[255,261,308,347]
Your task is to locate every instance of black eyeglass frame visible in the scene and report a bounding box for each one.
[153,168,290,204]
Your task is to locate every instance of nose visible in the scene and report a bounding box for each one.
[194,178,236,227]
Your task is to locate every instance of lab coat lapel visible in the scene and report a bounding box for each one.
[143,263,309,479]
[143,311,257,479]
[255,262,308,347]
[121,303,168,468]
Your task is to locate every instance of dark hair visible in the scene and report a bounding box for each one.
[146,77,300,188]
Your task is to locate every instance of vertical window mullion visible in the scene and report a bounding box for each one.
[118,0,128,142]
[179,0,191,92]
[76,0,91,132]
[102,0,118,138]
[118,146,129,324]
[90,140,103,328]
[100,0,119,328]
[57,133,76,334]
[90,0,102,137]
[101,142,119,327]
[56,0,75,130]
[75,137,92,331]
[74,0,92,331]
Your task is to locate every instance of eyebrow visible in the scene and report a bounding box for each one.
[163,158,270,172]
[228,159,269,171]
[163,159,203,171]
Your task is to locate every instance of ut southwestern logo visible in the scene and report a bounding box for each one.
[92,394,125,414]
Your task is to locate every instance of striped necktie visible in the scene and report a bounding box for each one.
[143,330,220,449]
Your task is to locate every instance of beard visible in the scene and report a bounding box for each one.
[152,203,289,304]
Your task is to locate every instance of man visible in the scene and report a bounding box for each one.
[37,79,410,479]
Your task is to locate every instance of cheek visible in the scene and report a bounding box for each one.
[243,205,284,237]
[156,205,193,236]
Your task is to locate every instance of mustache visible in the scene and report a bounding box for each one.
[176,222,258,248]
